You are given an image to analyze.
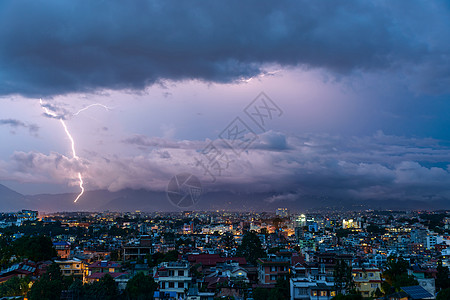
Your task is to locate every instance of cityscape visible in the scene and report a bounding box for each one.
[1,1,450,299]
[0,208,449,299]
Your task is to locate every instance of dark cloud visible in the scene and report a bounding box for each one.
[5,131,450,202]
[0,118,39,136]
[0,0,448,96]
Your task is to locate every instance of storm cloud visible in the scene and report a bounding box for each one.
[0,0,449,96]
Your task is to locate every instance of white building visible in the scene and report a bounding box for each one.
[154,261,192,299]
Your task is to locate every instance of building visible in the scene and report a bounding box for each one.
[154,261,192,299]
[352,268,383,297]
[55,258,87,282]
[53,241,71,259]
[123,236,154,261]
[290,278,336,300]
[88,260,121,274]
[276,208,289,218]
[257,255,290,284]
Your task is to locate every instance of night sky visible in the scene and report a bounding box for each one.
[0,1,450,207]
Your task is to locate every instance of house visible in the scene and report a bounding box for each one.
[55,258,87,282]
[257,255,290,284]
[53,241,71,259]
[352,267,383,297]
[290,278,336,300]
[154,261,192,299]
[87,260,121,274]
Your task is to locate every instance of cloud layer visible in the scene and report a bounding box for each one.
[2,130,450,203]
[0,0,449,96]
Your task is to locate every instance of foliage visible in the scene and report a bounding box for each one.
[268,277,290,300]
[253,287,270,300]
[236,231,265,265]
[125,272,157,300]
[437,287,450,300]
[332,294,363,300]
[2,235,56,263]
[382,256,418,293]
[334,260,354,294]
[0,276,31,297]
[28,262,64,300]
[437,259,450,291]
[82,274,119,300]
[220,232,235,250]
[366,224,386,235]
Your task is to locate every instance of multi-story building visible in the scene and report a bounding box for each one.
[352,268,383,297]
[257,255,290,284]
[53,241,71,259]
[55,258,87,282]
[88,260,121,274]
[154,261,192,299]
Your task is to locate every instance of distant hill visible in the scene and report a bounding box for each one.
[0,183,449,212]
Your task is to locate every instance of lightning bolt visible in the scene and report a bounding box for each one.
[40,99,85,203]
[73,103,112,116]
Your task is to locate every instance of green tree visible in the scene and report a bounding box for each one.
[220,232,235,250]
[437,259,450,291]
[28,262,64,300]
[334,260,354,294]
[236,231,265,265]
[14,235,56,261]
[125,272,157,300]
[268,277,290,300]
[382,256,418,293]
[332,294,363,300]
[0,276,31,297]
[83,274,118,300]
[437,287,450,300]
[253,287,270,300]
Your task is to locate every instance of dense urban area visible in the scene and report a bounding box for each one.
[0,208,449,300]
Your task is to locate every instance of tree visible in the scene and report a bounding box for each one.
[253,287,270,300]
[125,272,157,300]
[13,235,56,261]
[268,277,290,300]
[236,231,265,265]
[0,276,31,297]
[83,274,119,300]
[437,287,450,300]
[334,260,354,294]
[382,256,418,293]
[28,262,64,300]
[220,232,235,250]
[332,294,363,300]
[437,259,450,291]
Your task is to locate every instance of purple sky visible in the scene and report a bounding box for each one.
[0,1,450,207]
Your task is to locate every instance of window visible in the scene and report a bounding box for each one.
[169,282,174,288]
[178,270,184,276]
[64,270,71,274]
[331,291,336,297]
[76,264,80,268]
[178,282,184,288]
[368,272,374,277]
[320,291,327,296]
[371,284,378,288]
[65,265,70,268]
[298,288,308,295]
[270,275,277,281]
[270,266,276,272]
[311,290,317,296]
